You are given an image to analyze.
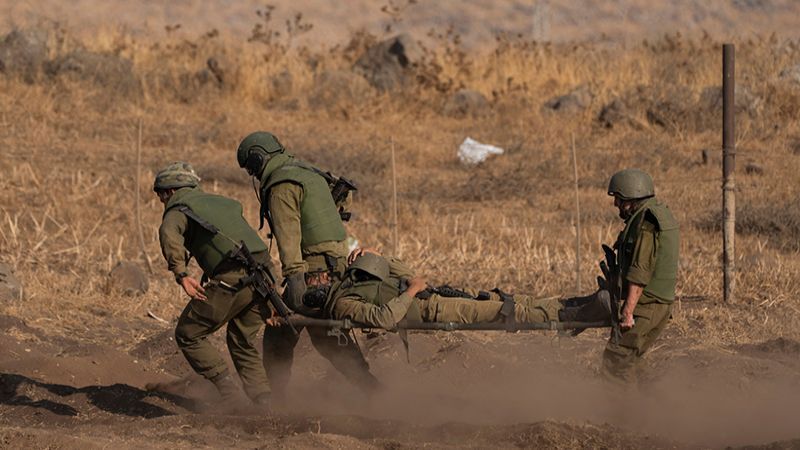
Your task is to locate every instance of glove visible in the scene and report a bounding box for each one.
[283,272,307,312]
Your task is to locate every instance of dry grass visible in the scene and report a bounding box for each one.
[1,22,799,351]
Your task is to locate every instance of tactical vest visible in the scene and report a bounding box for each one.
[616,197,680,304]
[324,272,422,323]
[259,155,347,248]
[165,188,267,276]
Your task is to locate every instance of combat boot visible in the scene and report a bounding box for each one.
[559,290,611,323]
[209,371,249,404]
[251,392,271,411]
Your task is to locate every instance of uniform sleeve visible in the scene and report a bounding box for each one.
[332,293,415,329]
[268,182,307,276]
[626,220,657,286]
[159,209,190,278]
[386,256,415,278]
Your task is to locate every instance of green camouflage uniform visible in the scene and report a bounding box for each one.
[602,197,679,382]
[326,256,564,329]
[159,186,272,400]
[258,153,379,395]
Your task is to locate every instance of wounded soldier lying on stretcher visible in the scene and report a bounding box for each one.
[305,248,611,330]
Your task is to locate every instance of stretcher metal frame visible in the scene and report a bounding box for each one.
[287,315,612,333]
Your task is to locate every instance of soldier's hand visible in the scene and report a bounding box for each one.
[348,247,381,264]
[181,276,208,301]
[620,312,635,330]
[404,277,428,297]
[265,316,283,327]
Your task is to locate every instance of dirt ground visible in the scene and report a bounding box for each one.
[2,2,800,449]
[2,312,800,449]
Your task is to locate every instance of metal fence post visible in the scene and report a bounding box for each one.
[722,44,736,303]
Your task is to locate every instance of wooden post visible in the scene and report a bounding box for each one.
[571,133,581,292]
[135,117,154,274]
[391,138,399,257]
[722,44,736,303]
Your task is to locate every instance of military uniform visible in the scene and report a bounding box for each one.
[237,132,379,396]
[325,255,606,330]
[603,170,680,383]
[156,166,272,402]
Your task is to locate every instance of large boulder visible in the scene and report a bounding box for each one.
[698,85,763,117]
[307,69,372,109]
[0,263,22,301]
[598,97,646,130]
[442,89,490,117]
[107,261,149,297]
[44,50,140,95]
[353,34,423,91]
[542,84,593,114]
[0,29,49,82]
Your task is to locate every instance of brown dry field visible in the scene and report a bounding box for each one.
[2,5,800,449]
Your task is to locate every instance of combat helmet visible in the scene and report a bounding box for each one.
[607,168,654,200]
[153,161,201,191]
[347,253,390,281]
[236,131,286,176]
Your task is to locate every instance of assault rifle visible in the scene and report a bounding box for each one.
[398,279,493,301]
[598,244,622,344]
[176,205,300,335]
[230,241,298,335]
[297,163,358,222]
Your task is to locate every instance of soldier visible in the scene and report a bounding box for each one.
[602,168,679,383]
[236,131,379,399]
[321,249,612,330]
[153,162,271,406]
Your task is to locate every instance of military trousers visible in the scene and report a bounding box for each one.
[602,301,671,383]
[262,324,381,398]
[174,267,271,400]
[417,294,562,324]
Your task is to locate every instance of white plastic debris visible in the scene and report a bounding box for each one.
[457,137,504,165]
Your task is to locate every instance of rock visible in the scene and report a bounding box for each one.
[269,70,293,98]
[353,33,423,91]
[698,85,763,117]
[107,261,149,296]
[44,50,140,95]
[0,263,22,301]
[307,70,372,109]
[779,64,800,85]
[598,98,644,130]
[542,84,593,113]
[0,29,49,82]
[442,89,489,117]
[745,162,765,175]
[791,139,800,156]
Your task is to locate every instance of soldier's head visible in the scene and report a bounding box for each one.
[153,161,201,204]
[607,168,654,220]
[236,131,286,177]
